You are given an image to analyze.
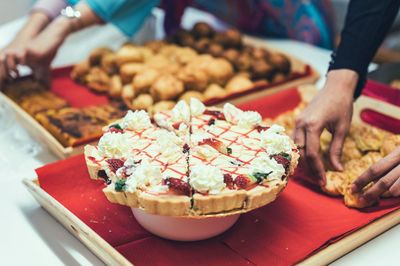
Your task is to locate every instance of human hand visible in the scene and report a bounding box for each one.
[294,69,358,185]
[22,17,73,85]
[0,12,50,88]
[351,147,400,204]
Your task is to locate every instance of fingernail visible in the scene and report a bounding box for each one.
[359,196,367,204]
[350,184,357,193]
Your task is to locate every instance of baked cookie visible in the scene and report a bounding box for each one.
[350,124,386,152]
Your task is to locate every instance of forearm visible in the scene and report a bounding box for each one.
[329,0,400,97]
[11,12,50,43]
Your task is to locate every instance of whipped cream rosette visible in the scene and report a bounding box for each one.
[85,98,299,217]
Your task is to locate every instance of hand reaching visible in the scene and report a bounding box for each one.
[294,69,358,185]
[351,147,400,204]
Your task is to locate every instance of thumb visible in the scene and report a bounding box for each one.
[328,128,346,171]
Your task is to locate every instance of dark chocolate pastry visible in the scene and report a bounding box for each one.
[174,29,195,47]
[191,22,215,39]
[221,49,240,64]
[251,59,275,80]
[193,38,211,53]
[234,53,252,71]
[268,53,291,75]
[223,29,243,48]
[208,43,224,57]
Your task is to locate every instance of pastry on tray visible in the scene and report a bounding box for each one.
[85,99,299,217]
[266,88,399,208]
[70,22,302,115]
[3,79,68,115]
[36,105,125,147]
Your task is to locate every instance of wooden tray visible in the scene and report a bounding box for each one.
[23,177,400,266]
[23,85,400,265]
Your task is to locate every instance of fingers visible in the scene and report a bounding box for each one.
[328,127,347,171]
[389,178,400,197]
[351,148,400,193]
[305,126,326,185]
[294,126,306,156]
[360,164,400,204]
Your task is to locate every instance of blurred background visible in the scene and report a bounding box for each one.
[1,0,400,62]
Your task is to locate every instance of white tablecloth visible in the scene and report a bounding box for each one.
[0,9,399,266]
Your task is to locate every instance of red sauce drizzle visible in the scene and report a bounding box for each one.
[204,109,226,120]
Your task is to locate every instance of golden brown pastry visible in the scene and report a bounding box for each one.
[171,47,198,65]
[179,91,205,103]
[343,182,375,208]
[205,58,234,85]
[234,53,252,71]
[145,55,170,70]
[115,46,143,66]
[350,124,386,152]
[85,67,110,93]
[344,152,382,180]
[178,67,209,92]
[225,75,253,93]
[208,43,224,57]
[221,49,240,64]
[70,60,90,84]
[341,137,363,162]
[148,100,176,115]
[109,75,123,98]
[144,40,167,53]
[19,91,68,116]
[88,47,113,66]
[380,134,400,156]
[319,129,332,154]
[121,84,135,103]
[119,63,143,84]
[204,83,227,100]
[100,53,118,75]
[150,74,184,101]
[251,47,271,60]
[323,171,347,196]
[132,68,159,94]
[158,45,180,58]
[131,94,154,110]
[137,47,154,62]
[390,79,400,89]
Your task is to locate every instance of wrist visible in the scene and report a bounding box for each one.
[326,69,359,96]
[50,16,74,40]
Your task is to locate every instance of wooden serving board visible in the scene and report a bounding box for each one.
[23,177,400,266]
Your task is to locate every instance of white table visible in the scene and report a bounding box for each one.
[0,10,399,266]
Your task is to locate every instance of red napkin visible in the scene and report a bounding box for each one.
[37,155,400,266]
[36,85,400,266]
[51,67,109,108]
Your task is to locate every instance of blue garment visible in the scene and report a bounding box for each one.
[68,0,334,49]
[68,0,159,37]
